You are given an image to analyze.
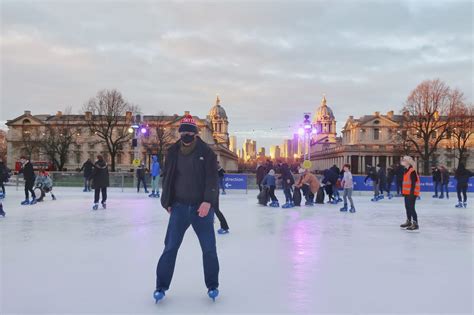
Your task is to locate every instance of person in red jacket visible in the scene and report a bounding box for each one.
[400,156,420,231]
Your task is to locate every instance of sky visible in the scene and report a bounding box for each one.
[1,0,472,150]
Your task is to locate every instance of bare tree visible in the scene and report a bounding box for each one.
[83,89,137,171]
[400,79,463,175]
[450,103,474,166]
[19,127,40,160]
[142,114,176,165]
[39,115,78,171]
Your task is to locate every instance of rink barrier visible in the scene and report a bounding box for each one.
[10,173,473,193]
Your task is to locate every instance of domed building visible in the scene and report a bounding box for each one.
[311,95,337,144]
[208,95,230,146]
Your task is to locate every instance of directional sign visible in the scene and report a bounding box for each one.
[223,174,247,190]
[132,159,141,167]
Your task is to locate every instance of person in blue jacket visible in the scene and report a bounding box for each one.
[262,169,279,207]
[149,155,161,198]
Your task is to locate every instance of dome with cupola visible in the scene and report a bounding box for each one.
[209,95,228,119]
[313,95,335,122]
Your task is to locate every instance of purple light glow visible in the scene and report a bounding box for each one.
[140,127,147,134]
[298,128,304,136]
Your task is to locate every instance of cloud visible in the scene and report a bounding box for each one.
[1,0,472,150]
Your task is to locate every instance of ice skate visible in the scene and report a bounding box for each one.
[20,199,30,205]
[149,192,156,198]
[221,191,226,195]
[406,221,419,231]
[387,193,393,199]
[305,201,314,206]
[400,220,411,228]
[52,195,57,200]
[29,198,37,205]
[463,202,467,208]
[438,195,444,199]
[83,188,88,192]
[92,203,99,210]
[378,195,384,200]
[208,288,219,302]
[153,289,165,303]
[455,202,463,208]
[349,206,356,213]
[217,228,229,235]
[432,194,438,198]
[102,202,106,209]
[282,202,293,209]
[370,196,379,202]
[340,204,348,212]
[0,193,4,199]
[0,204,5,217]
[270,201,279,208]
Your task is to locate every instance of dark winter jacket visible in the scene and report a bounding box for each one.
[322,169,338,185]
[136,166,146,179]
[440,168,450,184]
[387,168,395,183]
[432,168,441,182]
[218,167,225,178]
[455,166,473,186]
[280,165,295,188]
[80,160,94,178]
[19,161,35,182]
[90,160,109,188]
[396,165,405,181]
[0,162,9,182]
[160,138,219,211]
[364,166,379,183]
[262,174,276,187]
[330,165,341,177]
[377,167,387,186]
[256,165,266,185]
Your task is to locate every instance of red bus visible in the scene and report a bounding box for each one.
[15,160,55,172]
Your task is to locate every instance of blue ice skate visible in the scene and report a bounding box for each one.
[378,195,384,200]
[432,194,438,198]
[340,204,348,212]
[349,207,356,213]
[463,202,467,208]
[217,228,229,235]
[305,201,314,206]
[92,203,99,210]
[282,202,293,209]
[29,198,37,205]
[270,201,280,208]
[102,202,106,209]
[153,289,165,303]
[208,288,219,302]
[370,196,379,202]
[455,202,463,208]
[387,193,393,199]
[0,193,4,199]
[148,192,156,198]
[20,199,30,205]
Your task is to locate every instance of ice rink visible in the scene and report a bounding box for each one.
[1,187,473,314]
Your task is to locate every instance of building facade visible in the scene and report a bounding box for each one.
[5,98,238,171]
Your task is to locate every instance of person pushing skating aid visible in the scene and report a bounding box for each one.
[155,114,220,303]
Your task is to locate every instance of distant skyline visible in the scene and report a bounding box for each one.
[1,0,472,151]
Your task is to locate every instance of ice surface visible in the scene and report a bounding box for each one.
[1,187,473,314]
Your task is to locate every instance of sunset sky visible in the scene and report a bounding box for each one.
[1,0,472,150]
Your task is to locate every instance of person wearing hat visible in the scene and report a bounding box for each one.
[296,168,320,206]
[155,114,220,302]
[400,156,420,231]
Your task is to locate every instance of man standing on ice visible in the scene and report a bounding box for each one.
[154,114,220,303]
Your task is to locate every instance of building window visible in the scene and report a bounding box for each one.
[75,152,81,164]
[374,128,380,140]
[89,143,95,150]
[447,160,452,168]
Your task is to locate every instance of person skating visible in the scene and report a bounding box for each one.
[0,200,5,217]
[295,168,320,206]
[217,161,226,195]
[136,162,149,193]
[256,163,266,192]
[149,155,161,198]
[262,169,279,207]
[386,166,395,199]
[439,166,450,199]
[454,163,472,208]
[34,169,56,202]
[377,164,387,200]
[0,159,9,198]
[330,164,342,202]
[399,156,420,231]
[281,163,295,208]
[431,166,441,198]
[364,165,380,201]
[322,168,338,204]
[155,115,220,303]
[339,164,355,212]
[18,156,37,205]
[80,158,94,192]
[90,155,109,210]
[395,163,405,197]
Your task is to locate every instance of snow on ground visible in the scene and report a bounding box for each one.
[0,187,473,314]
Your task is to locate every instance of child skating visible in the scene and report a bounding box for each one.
[262,169,279,207]
[340,164,356,213]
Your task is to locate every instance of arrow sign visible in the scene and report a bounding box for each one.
[223,174,247,190]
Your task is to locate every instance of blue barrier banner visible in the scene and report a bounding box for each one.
[352,175,473,192]
[223,174,247,190]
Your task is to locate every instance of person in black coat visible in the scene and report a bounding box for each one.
[454,163,473,208]
[364,165,380,200]
[431,166,441,198]
[0,159,8,197]
[136,163,149,193]
[80,158,94,192]
[386,166,395,197]
[19,156,36,205]
[256,164,266,191]
[89,155,109,209]
[330,164,342,201]
[155,115,220,302]
[322,168,338,203]
[395,163,405,196]
[377,164,387,197]
[280,163,295,208]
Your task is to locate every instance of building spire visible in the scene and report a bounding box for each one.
[216,94,221,106]
[321,93,327,107]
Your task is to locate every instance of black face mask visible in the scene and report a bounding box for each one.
[181,134,195,144]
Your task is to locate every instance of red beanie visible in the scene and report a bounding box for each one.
[179,115,198,133]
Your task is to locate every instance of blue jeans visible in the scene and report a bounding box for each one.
[283,186,293,203]
[433,181,440,195]
[440,183,449,198]
[156,202,219,290]
[137,177,148,192]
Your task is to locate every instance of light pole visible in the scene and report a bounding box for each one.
[299,113,316,162]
